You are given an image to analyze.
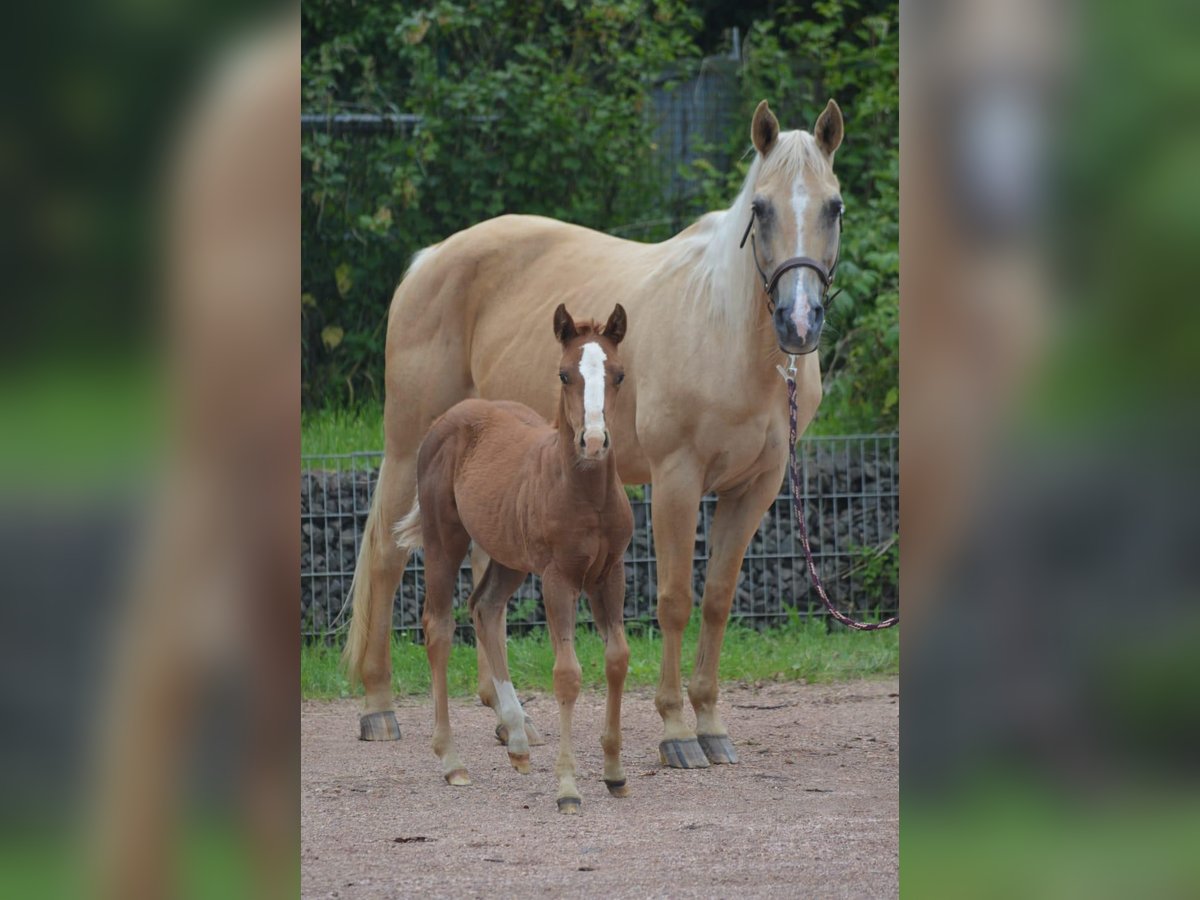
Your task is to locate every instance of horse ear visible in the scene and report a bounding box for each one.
[751,100,779,157]
[814,99,844,159]
[603,303,627,346]
[553,303,578,344]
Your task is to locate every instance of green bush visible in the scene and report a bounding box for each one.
[302,0,897,433]
[302,0,701,406]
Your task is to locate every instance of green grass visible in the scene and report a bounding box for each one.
[301,613,898,700]
[301,400,384,457]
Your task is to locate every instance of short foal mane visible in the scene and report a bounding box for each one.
[655,130,833,335]
[568,320,606,339]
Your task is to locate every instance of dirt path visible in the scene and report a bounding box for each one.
[302,678,898,899]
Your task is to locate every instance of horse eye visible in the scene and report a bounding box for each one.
[614,372,625,386]
[559,372,569,384]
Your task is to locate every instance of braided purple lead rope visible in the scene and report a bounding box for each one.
[786,374,899,631]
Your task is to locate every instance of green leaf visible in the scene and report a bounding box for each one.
[334,262,353,299]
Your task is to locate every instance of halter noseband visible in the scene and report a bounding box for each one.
[739,207,841,313]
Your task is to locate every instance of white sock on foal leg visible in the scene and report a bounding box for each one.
[492,678,529,754]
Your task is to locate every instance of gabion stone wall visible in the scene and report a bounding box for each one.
[301,435,898,637]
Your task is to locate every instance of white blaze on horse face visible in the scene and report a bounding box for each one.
[578,341,607,440]
[789,183,817,336]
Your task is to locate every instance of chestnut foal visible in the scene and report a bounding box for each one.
[391,304,634,814]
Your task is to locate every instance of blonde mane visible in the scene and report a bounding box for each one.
[654,130,833,334]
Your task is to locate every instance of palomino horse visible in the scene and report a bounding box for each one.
[345,99,844,768]
[390,305,633,813]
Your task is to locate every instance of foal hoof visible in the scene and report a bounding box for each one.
[495,716,545,747]
[556,797,582,815]
[603,778,629,798]
[658,738,711,769]
[444,768,471,787]
[358,711,401,741]
[698,734,740,765]
[508,752,532,774]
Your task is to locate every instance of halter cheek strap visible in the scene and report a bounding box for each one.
[739,208,840,312]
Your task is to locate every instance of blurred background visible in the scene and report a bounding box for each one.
[901,0,1200,895]
[0,1,297,898]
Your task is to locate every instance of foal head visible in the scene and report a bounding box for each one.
[744,99,845,355]
[552,303,627,463]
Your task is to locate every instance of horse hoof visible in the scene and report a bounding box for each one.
[359,711,401,741]
[658,738,711,769]
[603,778,629,798]
[523,716,546,746]
[444,768,471,787]
[697,734,740,765]
[556,797,582,815]
[496,716,545,747]
[508,752,531,774]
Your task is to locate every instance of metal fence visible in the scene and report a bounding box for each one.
[301,434,898,638]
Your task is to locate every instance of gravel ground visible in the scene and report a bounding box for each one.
[302,678,898,899]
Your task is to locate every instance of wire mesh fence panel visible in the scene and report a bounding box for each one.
[300,434,898,639]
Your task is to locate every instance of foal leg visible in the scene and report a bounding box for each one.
[648,461,709,768]
[469,560,533,772]
[690,464,786,764]
[422,528,472,785]
[587,561,631,797]
[543,569,584,813]
[470,543,544,746]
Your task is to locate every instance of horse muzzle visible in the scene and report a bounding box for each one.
[773,301,824,355]
[579,428,611,461]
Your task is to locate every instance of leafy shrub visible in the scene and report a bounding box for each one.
[302,0,701,407]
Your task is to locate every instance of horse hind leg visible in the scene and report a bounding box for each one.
[470,543,545,747]
[345,456,416,741]
[470,559,533,772]
[422,523,472,786]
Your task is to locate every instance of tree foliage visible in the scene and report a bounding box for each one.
[302,0,897,433]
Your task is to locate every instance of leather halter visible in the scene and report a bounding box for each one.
[739,207,840,312]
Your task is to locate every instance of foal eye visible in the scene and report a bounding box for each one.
[614,372,625,386]
[559,372,569,384]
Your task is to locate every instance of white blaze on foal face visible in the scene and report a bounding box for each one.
[578,341,607,441]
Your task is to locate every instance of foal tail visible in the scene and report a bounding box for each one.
[390,499,423,550]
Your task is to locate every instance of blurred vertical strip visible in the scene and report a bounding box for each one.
[0,2,298,898]
[902,0,1200,895]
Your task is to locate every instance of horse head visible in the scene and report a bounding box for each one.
[552,303,627,462]
[743,99,845,355]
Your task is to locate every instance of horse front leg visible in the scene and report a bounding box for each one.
[595,561,632,796]
[542,568,583,813]
[648,462,708,768]
[690,464,786,764]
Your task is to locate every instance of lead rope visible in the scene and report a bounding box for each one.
[779,356,899,631]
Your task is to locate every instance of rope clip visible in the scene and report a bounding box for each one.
[776,353,798,382]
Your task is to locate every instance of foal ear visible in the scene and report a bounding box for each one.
[602,303,627,346]
[553,303,578,344]
[814,98,844,159]
[751,100,779,157]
